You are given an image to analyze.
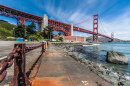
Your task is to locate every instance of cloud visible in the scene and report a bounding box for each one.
[99,8,130,40]
[31,0,130,40]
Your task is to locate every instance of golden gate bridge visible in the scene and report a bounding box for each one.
[0,4,114,42]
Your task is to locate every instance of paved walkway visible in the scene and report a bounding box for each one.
[30,43,112,86]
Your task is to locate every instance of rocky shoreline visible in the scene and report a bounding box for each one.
[53,42,130,86]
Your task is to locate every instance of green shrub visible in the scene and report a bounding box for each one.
[58,37,63,41]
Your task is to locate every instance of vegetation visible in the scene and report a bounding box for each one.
[41,26,54,40]
[0,20,16,40]
[26,22,36,35]
[14,25,26,38]
[0,20,56,42]
[58,37,63,41]
[46,26,54,40]
[40,27,48,39]
[58,32,61,36]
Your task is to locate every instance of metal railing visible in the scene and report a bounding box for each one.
[0,42,48,86]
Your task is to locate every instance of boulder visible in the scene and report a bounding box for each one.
[106,51,128,65]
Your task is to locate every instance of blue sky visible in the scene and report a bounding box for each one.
[0,0,130,40]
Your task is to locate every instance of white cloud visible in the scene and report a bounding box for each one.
[31,0,130,40]
[99,9,130,40]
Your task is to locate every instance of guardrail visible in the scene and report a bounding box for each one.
[0,42,48,86]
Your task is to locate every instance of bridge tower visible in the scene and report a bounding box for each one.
[17,16,25,25]
[71,23,73,36]
[111,32,114,42]
[37,14,48,31]
[93,14,98,42]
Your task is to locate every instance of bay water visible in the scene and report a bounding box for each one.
[82,42,130,79]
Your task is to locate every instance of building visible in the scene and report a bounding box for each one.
[63,36,86,42]
[53,34,64,41]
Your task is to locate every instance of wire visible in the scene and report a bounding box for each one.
[74,16,93,25]
[99,25,104,34]
[99,17,108,36]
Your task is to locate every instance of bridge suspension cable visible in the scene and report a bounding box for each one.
[74,16,93,25]
[98,17,108,37]
[99,25,104,35]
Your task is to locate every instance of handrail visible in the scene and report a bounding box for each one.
[0,42,48,86]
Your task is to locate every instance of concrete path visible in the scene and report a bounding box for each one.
[30,43,112,86]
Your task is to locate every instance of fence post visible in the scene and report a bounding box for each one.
[42,42,44,53]
[45,42,46,49]
[47,42,48,46]
[46,42,47,48]
[10,43,31,86]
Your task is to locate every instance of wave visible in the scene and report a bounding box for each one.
[83,44,100,46]
[124,75,130,80]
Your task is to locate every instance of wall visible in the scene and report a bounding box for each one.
[63,36,86,42]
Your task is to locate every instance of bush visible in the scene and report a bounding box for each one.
[29,36,37,41]
[58,37,63,41]
[4,38,16,41]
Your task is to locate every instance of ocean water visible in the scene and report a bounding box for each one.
[82,42,130,79]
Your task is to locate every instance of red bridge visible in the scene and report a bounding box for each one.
[0,4,114,42]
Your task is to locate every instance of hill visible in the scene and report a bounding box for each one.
[86,36,126,42]
[0,20,16,40]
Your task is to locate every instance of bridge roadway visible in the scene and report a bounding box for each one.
[0,4,111,39]
[29,43,112,86]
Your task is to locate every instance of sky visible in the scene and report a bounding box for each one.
[0,0,130,40]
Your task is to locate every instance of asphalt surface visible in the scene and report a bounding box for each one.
[30,43,112,86]
[0,41,41,58]
[0,41,42,86]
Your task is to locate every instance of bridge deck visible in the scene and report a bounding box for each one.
[29,43,112,86]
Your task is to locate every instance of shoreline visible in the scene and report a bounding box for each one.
[53,42,130,86]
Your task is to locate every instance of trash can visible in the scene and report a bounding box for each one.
[16,38,24,41]
[16,38,20,41]
[20,38,24,41]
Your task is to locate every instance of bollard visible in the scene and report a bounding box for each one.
[45,42,47,49]
[10,43,31,86]
[44,42,45,49]
[42,42,44,53]
[46,42,47,48]
[47,42,48,46]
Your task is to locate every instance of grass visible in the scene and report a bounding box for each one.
[0,20,16,40]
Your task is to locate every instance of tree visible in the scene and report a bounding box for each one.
[26,22,36,35]
[45,26,54,40]
[40,27,48,39]
[29,36,37,41]
[58,37,63,41]
[14,24,26,38]
[58,32,61,36]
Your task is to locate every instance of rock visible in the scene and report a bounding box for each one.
[102,66,108,69]
[118,76,130,86]
[106,51,128,65]
[117,72,124,76]
[101,75,118,86]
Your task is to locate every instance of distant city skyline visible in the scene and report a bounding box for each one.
[0,0,130,40]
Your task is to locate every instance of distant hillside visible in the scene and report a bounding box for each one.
[0,20,16,40]
[86,36,125,42]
